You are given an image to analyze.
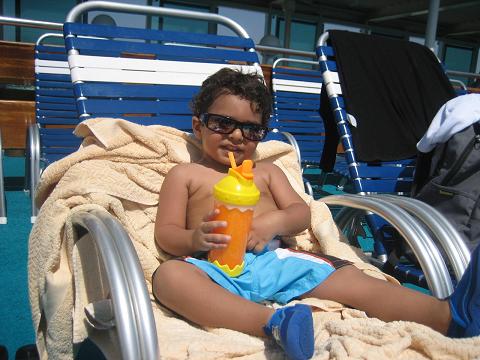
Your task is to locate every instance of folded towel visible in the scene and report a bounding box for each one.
[28,118,480,359]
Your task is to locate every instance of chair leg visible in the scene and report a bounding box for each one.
[0,131,6,224]
[26,125,40,223]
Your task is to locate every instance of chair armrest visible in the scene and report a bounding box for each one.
[369,194,470,281]
[266,130,313,196]
[270,130,302,166]
[321,194,454,298]
[71,209,159,360]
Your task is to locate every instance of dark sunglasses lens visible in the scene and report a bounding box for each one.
[206,115,235,134]
[244,126,267,141]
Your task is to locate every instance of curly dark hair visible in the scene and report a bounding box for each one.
[191,68,272,126]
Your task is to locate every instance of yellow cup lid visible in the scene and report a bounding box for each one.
[213,152,260,206]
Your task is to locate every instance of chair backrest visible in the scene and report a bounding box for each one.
[271,58,324,166]
[34,33,81,165]
[63,8,262,131]
[317,32,433,196]
[316,30,456,272]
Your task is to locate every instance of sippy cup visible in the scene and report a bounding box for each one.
[208,152,260,277]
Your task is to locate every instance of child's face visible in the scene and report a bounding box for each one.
[192,94,264,167]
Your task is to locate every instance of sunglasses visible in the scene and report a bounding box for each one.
[199,113,269,141]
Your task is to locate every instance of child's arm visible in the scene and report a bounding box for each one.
[248,163,310,252]
[155,165,230,256]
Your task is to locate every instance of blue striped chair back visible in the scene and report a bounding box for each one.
[317,33,425,286]
[63,19,262,131]
[271,58,324,166]
[35,34,81,165]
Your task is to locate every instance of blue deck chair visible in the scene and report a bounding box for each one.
[63,16,262,130]
[316,30,459,287]
[27,33,80,222]
[450,78,469,96]
[271,58,348,193]
[62,8,317,197]
[0,129,6,224]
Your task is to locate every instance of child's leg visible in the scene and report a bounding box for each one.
[153,260,315,359]
[153,260,272,337]
[302,265,451,334]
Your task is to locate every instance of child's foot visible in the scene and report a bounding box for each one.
[448,244,480,338]
[264,304,314,360]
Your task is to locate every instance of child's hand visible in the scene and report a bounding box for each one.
[247,218,275,253]
[191,209,231,252]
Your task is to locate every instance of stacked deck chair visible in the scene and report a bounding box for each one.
[271,57,348,195]
[316,30,467,289]
[63,11,262,131]
[28,33,80,222]
[28,4,472,359]
[449,78,469,96]
[0,129,6,224]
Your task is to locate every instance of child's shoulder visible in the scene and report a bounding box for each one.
[255,161,282,174]
[166,163,201,179]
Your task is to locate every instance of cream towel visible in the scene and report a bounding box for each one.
[28,118,480,359]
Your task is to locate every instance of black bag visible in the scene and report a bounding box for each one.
[412,121,480,252]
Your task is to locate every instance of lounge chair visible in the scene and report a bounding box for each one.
[27,32,80,223]
[316,30,468,287]
[271,57,348,193]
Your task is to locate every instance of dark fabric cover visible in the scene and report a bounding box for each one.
[320,30,456,170]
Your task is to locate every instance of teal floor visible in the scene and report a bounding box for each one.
[0,155,35,358]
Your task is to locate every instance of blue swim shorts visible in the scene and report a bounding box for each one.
[184,248,351,305]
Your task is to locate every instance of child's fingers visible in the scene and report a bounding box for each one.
[205,234,230,249]
[201,220,227,233]
[203,208,220,221]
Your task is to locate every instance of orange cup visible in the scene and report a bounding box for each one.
[208,152,259,277]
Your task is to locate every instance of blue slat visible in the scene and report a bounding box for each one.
[39,127,75,135]
[36,88,75,97]
[36,73,70,81]
[37,101,77,110]
[356,179,413,193]
[67,37,258,64]
[78,99,191,114]
[36,80,73,89]
[319,60,337,72]
[64,22,255,49]
[273,73,323,82]
[316,45,334,57]
[275,92,320,100]
[36,53,67,61]
[37,118,79,125]
[355,164,416,178]
[272,67,321,77]
[77,83,198,99]
[36,95,75,104]
[275,114,323,121]
[276,104,320,111]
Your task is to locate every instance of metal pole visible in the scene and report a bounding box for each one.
[425,0,440,51]
[0,15,62,30]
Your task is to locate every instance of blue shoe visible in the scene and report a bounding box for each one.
[448,244,480,338]
[264,304,314,360]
